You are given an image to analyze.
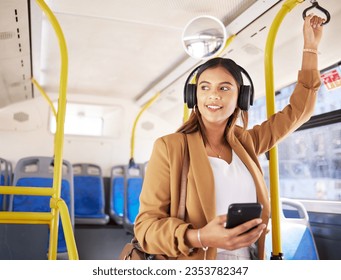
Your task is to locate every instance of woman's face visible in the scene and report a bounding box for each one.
[196,66,239,127]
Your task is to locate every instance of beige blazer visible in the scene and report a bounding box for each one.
[134,70,321,260]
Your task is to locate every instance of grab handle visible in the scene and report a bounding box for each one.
[302,0,330,25]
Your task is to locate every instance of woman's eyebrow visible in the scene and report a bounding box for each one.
[198,80,211,85]
[199,80,234,86]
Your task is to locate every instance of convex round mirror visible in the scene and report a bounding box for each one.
[182,15,227,60]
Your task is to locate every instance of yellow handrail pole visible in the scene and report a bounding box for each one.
[0,186,54,196]
[130,93,160,160]
[35,0,72,260]
[216,34,236,57]
[264,0,303,259]
[0,212,53,223]
[31,77,57,119]
[55,199,79,260]
[183,35,236,123]
[183,104,190,123]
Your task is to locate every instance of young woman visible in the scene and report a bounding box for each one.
[134,14,324,260]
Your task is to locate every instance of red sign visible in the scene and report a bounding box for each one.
[321,69,341,90]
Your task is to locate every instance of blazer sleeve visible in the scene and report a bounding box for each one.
[134,136,193,257]
[247,69,321,155]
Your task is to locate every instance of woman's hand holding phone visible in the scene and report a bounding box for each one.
[197,213,266,251]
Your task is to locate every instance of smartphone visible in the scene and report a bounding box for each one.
[225,203,263,231]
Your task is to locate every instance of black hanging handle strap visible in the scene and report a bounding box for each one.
[302,0,331,25]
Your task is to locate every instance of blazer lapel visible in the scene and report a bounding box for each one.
[187,132,216,223]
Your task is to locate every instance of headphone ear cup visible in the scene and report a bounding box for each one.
[238,85,251,111]
[185,84,197,109]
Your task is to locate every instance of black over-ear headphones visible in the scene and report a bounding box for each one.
[183,61,254,111]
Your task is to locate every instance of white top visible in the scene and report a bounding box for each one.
[208,150,257,259]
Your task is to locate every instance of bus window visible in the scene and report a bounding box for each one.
[276,123,341,200]
[254,63,341,201]
[49,102,124,138]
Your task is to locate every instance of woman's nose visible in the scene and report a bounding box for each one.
[209,91,221,100]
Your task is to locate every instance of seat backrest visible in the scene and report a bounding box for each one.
[109,165,125,225]
[73,163,109,225]
[123,163,144,234]
[0,158,12,211]
[9,156,74,254]
[265,198,319,260]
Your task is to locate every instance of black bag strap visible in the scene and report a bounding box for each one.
[177,134,189,220]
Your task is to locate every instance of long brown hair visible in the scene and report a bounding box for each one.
[177,57,249,145]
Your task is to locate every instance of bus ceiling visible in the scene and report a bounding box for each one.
[0,0,340,113]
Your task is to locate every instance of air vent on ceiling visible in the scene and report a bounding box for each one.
[141,121,154,131]
[0,32,14,40]
[13,112,29,122]
[242,43,262,55]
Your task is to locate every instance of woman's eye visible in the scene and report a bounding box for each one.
[200,85,209,90]
[220,86,230,91]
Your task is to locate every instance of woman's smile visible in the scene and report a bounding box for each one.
[206,104,223,111]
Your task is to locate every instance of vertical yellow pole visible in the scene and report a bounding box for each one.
[130,93,160,161]
[264,0,303,259]
[57,199,78,259]
[35,0,73,260]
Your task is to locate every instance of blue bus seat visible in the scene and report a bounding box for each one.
[265,198,319,260]
[109,165,125,225]
[73,163,109,225]
[9,156,74,257]
[123,163,144,234]
[1,158,13,211]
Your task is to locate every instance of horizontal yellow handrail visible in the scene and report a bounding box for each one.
[0,186,54,196]
[0,202,78,258]
[31,77,57,119]
[0,220,51,225]
[0,212,53,222]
